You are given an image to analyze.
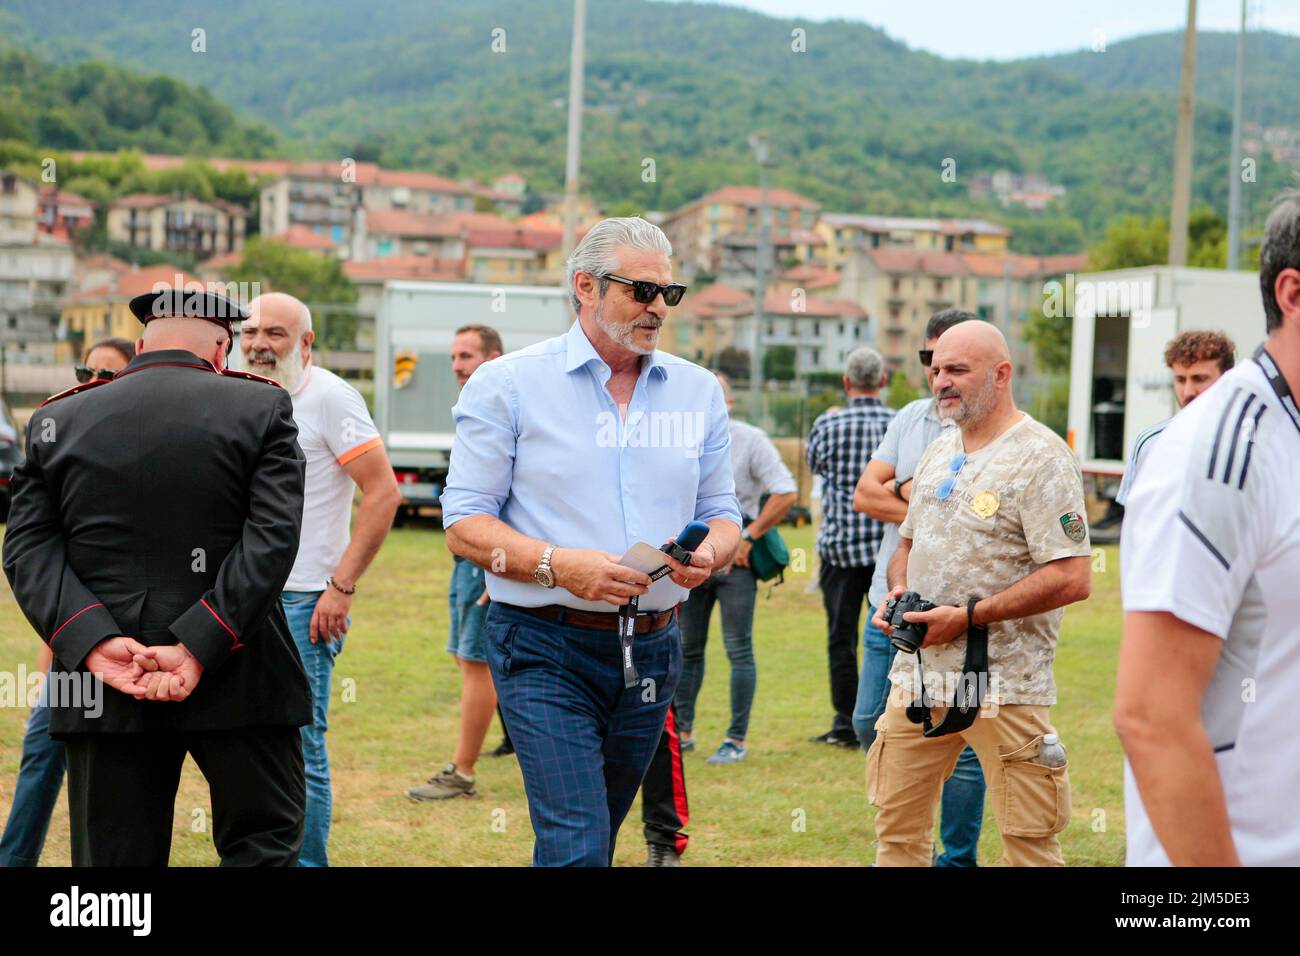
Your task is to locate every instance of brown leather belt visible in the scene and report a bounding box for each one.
[509,603,676,635]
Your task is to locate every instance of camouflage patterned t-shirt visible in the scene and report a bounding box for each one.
[891,413,1090,705]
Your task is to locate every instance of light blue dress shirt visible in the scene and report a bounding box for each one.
[441,320,742,612]
[867,396,954,608]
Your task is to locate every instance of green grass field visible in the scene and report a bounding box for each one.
[0,526,1127,866]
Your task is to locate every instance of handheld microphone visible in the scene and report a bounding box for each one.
[660,520,711,567]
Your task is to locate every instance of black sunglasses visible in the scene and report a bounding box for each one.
[74,365,119,384]
[604,273,687,307]
[918,349,934,368]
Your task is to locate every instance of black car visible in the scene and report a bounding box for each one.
[0,402,20,522]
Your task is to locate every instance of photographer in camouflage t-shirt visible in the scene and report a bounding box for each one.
[866,321,1093,867]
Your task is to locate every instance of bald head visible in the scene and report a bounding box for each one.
[930,319,1016,425]
[934,319,1011,367]
[139,317,230,369]
[247,292,312,338]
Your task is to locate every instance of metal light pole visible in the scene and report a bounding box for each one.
[1168,0,1198,267]
[561,0,587,273]
[1227,0,1246,269]
[748,133,773,424]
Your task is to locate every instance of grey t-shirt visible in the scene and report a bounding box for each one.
[729,419,797,521]
[868,397,954,608]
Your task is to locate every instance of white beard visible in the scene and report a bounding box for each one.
[596,302,658,356]
[249,345,306,392]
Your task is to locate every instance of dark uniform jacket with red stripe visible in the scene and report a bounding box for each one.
[2,348,311,734]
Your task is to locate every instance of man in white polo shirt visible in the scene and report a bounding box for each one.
[243,292,401,867]
[1117,190,1300,866]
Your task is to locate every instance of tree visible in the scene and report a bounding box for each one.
[716,346,750,381]
[230,239,359,349]
[1089,207,1229,271]
[1024,305,1071,375]
[607,200,645,219]
[1089,215,1168,271]
[763,345,796,382]
[884,369,920,409]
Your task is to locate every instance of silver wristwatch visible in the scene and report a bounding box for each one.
[533,544,557,588]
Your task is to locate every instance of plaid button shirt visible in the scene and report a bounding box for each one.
[807,395,894,567]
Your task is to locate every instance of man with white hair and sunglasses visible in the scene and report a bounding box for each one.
[242,292,401,867]
[441,217,741,866]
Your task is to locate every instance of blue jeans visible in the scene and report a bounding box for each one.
[853,605,987,867]
[0,681,66,867]
[676,566,758,742]
[447,555,489,662]
[282,590,346,868]
[485,603,681,866]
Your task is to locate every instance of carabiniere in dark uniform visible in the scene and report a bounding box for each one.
[2,288,311,866]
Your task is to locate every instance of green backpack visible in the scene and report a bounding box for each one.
[747,525,790,584]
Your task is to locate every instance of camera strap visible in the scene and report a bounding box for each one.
[907,597,989,738]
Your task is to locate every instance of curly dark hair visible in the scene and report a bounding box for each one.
[1163,330,1236,372]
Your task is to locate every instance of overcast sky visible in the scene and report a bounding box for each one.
[668,0,1299,60]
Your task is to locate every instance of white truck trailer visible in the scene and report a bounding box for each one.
[1066,265,1265,505]
[373,281,572,518]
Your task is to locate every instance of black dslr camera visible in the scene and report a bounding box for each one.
[883,591,937,654]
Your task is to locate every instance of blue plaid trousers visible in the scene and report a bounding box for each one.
[485,602,681,866]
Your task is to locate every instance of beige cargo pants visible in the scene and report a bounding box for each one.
[866,685,1071,866]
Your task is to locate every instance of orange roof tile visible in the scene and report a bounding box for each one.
[373,169,471,193]
[197,251,244,273]
[762,292,866,318]
[112,193,172,210]
[342,256,465,282]
[275,225,338,250]
[365,208,464,238]
[65,264,202,303]
[779,264,840,288]
[465,226,563,251]
[76,254,132,274]
[700,185,820,210]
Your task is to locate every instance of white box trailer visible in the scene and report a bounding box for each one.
[1066,266,1265,494]
[373,281,572,513]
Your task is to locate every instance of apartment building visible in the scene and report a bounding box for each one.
[817,213,1011,269]
[660,185,822,279]
[107,194,248,257]
[840,246,1088,401]
[1,171,76,358]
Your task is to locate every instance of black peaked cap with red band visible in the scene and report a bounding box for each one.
[128,287,248,339]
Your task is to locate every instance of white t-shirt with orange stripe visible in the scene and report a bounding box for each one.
[284,362,383,592]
